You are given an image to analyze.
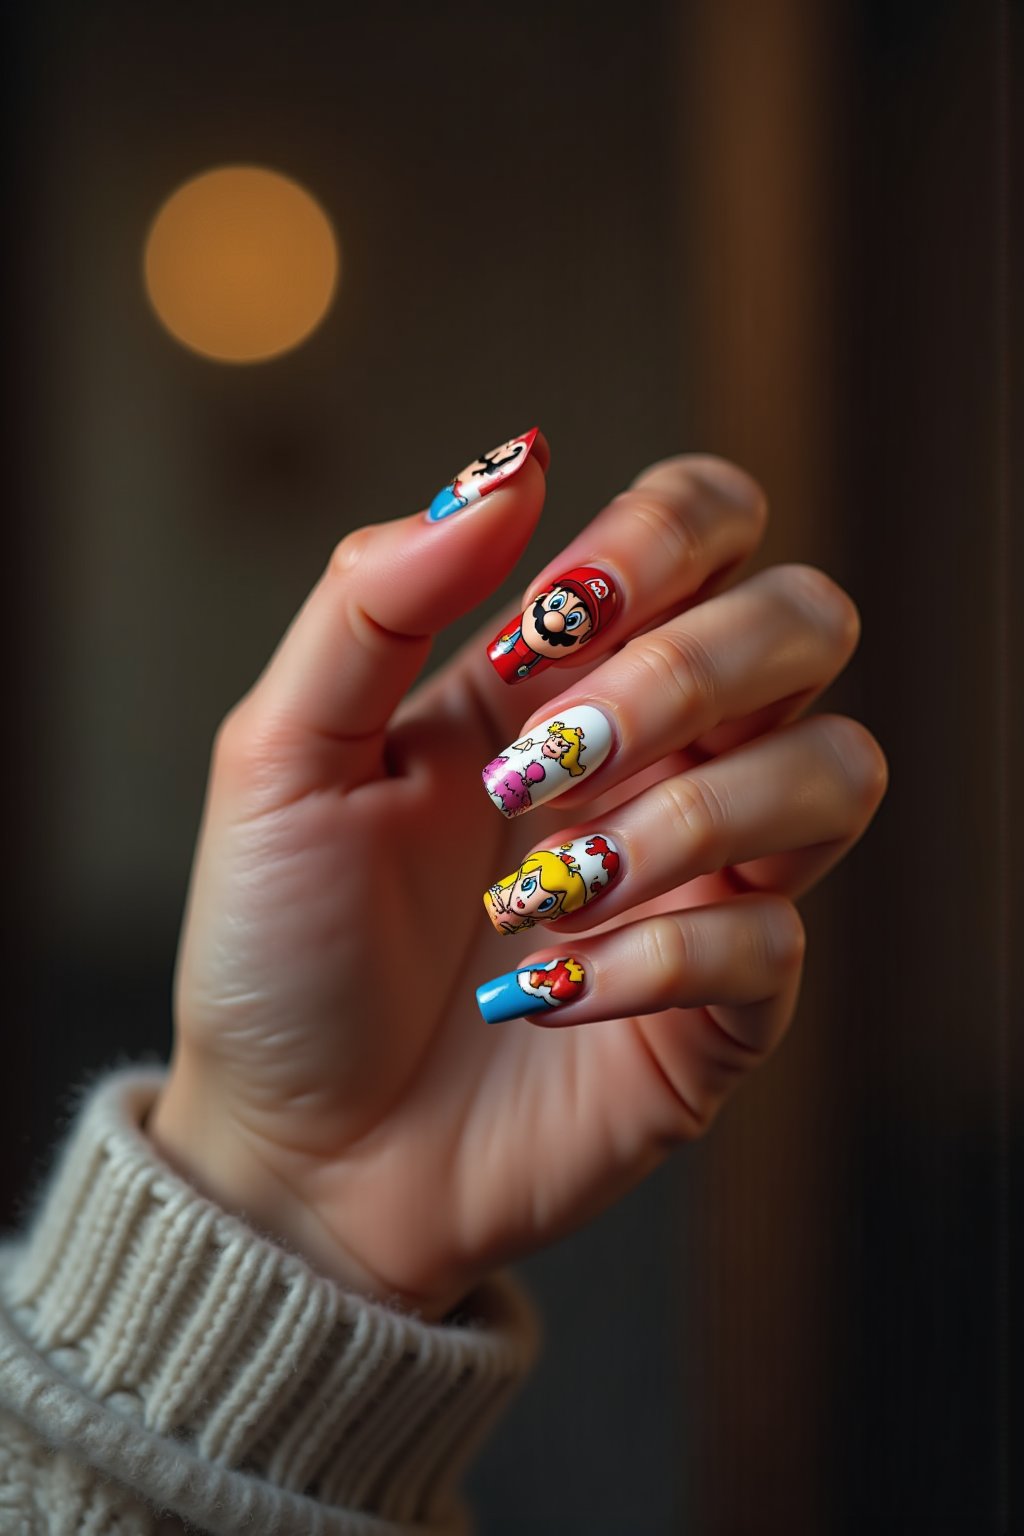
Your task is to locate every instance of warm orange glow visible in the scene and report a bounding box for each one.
[143,165,339,363]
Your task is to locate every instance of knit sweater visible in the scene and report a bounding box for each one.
[0,1070,539,1535]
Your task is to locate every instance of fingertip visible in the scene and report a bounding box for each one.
[531,429,552,476]
[424,426,547,525]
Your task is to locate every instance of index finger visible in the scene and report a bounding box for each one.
[483,455,766,689]
[234,428,550,792]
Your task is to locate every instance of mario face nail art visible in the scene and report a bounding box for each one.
[426,427,539,522]
[487,566,618,684]
[476,956,587,1024]
[483,705,613,819]
[483,833,622,936]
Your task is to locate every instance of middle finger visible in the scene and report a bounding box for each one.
[482,563,859,821]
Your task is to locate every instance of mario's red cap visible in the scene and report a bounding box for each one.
[546,566,617,637]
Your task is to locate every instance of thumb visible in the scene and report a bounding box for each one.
[235,428,548,787]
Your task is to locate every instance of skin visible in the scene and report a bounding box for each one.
[148,444,888,1322]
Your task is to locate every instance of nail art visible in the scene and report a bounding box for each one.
[486,566,618,684]
[483,833,622,936]
[483,705,613,818]
[477,956,587,1024]
[426,427,539,522]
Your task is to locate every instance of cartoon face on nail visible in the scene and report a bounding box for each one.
[483,706,613,818]
[427,428,538,522]
[508,863,570,922]
[476,956,587,1024]
[487,566,618,683]
[483,834,621,936]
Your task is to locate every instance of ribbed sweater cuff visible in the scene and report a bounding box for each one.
[0,1068,539,1535]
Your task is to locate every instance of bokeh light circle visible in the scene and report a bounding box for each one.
[143,165,339,363]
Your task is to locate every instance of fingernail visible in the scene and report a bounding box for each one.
[477,956,587,1024]
[486,566,618,683]
[482,834,622,935]
[426,427,539,523]
[483,705,613,818]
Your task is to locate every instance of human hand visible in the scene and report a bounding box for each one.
[149,432,887,1321]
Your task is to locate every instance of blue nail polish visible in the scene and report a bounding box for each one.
[427,485,467,522]
[425,428,538,524]
[476,957,587,1025]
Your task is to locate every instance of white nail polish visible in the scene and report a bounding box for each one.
[482,706,614,818]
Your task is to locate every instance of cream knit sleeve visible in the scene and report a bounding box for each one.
[0,1070,539,1535]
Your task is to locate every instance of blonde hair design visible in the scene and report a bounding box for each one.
[492,847,587,915]
[546,720,586,777]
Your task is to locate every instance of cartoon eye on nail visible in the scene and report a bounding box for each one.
[538,721,586,774]
[488,566,618,683]
[483,837,621,935]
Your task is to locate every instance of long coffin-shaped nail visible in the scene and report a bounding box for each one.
[482,833,622,936]
[483,705,613,818]
[426,427,539,523]
[477,956,587,1024]
[486,565,618,684]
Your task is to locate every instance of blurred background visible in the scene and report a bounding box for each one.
[4,0,1020,1531]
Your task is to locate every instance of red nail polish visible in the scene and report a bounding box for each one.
[486,566,618,685]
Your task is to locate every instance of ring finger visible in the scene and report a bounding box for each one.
[481,713,885,936]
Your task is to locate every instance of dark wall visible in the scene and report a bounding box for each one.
[4,1,1019,1532]
[835,3,1021,1528]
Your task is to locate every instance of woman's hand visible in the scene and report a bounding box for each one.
[148,433,887,1321]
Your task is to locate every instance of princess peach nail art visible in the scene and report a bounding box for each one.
[486,566,617,684]
[483,706,613,818]
[482,834,621,936]
[476,957,587,1024]
[426,427,539,522]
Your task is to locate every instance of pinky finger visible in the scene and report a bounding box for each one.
[476,894,805,1145]
[478,891,803,1046]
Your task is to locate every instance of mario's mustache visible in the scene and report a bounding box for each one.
[530,598,583,647]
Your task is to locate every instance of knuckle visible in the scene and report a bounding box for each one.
[759,896,807,975]
[633,455,768,529]
[731,914,776,1002]
[328,526,374,580]
[618,486,703,572]
[211,700,252,772]
[708,900,804,1031]
[629,456,704,500]
[817,715,890,821]
[211,697,281,790]
[639,916,694,1007]
[629,627,719,725]
[659,774,727,867]
[681,455,769,528]
[778,563,862,657]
